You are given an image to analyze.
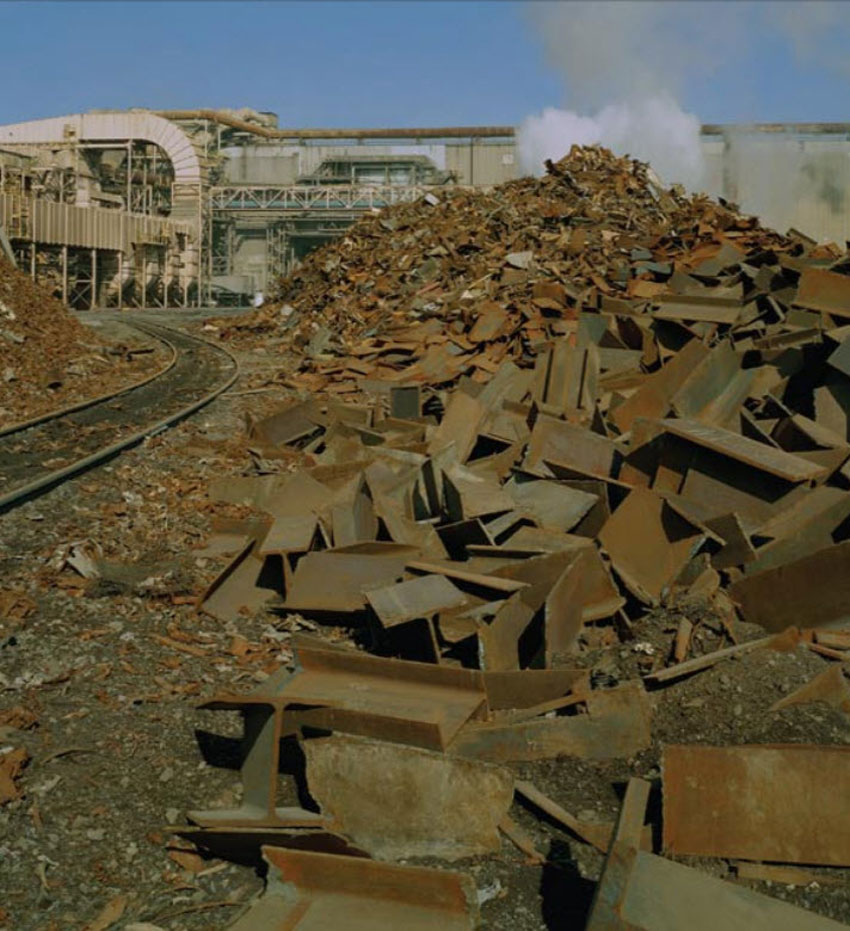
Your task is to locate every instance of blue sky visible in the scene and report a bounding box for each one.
[1,1,849,128]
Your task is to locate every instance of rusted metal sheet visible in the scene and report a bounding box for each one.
[588,845,846,930]
[477,584,543,671]
[229,847,478,930]
[365,574,468,628]
[652,293,745,324]
[405,558,527,594]
[611,337,710,433]
[283,545,417,612]
[442,463,515,520]
[436,518,493,559]
[705,512,756,569]
[504,475,598,532]
[427,389,486,463]
[744,487,850,575]
[209,471,333,519]
[730,541,850,631]
[249,400,324,447]
[468,301,510,343]
[669,341,754,429]
[198,638,489,808]
[331,492,378,547]
[448,681,650,762]
[480,667,585,710]
[476,547,611,671]
[491,547,624,622]
[374,499,448,558]
[303,734,513,860]
[794,267,850,318]
[662,744,850,866]
[541,342,598,415]
[678,460,804,530]
[598,487,705,606]
[259,514,319,556]
[656,418,828,482]
[770,665,850,713]
[543,556,584,661]
[524,416,618,478]
[389,384,422,420]
[198,540,280,622]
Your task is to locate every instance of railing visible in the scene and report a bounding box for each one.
[0,192,196,251]
[209,184,452,212]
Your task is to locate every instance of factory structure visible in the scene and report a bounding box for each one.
[1,107,849,308]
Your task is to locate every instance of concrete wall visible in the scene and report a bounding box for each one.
[223,146,299,184]
[445,142,516,186]
[703,133,850,245]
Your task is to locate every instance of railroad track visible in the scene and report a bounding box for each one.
[0,320,239,512]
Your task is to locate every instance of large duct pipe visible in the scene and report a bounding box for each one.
[154,109,516,140]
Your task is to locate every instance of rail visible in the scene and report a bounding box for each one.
[0,337,178,440]
[0,321,239,511]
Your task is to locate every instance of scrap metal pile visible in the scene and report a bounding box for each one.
[214,145,795,395]
[0,254,154,425]
[189,147,850,928]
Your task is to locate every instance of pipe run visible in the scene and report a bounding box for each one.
[154,110,516,140]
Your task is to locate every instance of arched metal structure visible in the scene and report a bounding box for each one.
[0,111,205,222]
[0,111,204,307]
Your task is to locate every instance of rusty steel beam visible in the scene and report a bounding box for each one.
[230,846,478,930]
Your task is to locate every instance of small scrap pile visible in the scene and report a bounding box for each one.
[0,254,152,424]
[183,147,850,928]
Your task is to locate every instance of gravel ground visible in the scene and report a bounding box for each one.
[1,310,848,930]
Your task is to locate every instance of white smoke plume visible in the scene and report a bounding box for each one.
[517,0,850,224]
[519,95,705,191]
[517,0,735,187]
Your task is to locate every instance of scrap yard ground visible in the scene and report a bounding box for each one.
[4,147,850,931]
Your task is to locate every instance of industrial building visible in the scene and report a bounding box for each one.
[1,108,849,308]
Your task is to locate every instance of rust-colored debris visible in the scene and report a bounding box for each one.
[0,746,29,805]
[0,254,163,423]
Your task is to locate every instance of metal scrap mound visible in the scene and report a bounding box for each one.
[184,146,850,929]
[208,143,798,396]
[0,254,150,425]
